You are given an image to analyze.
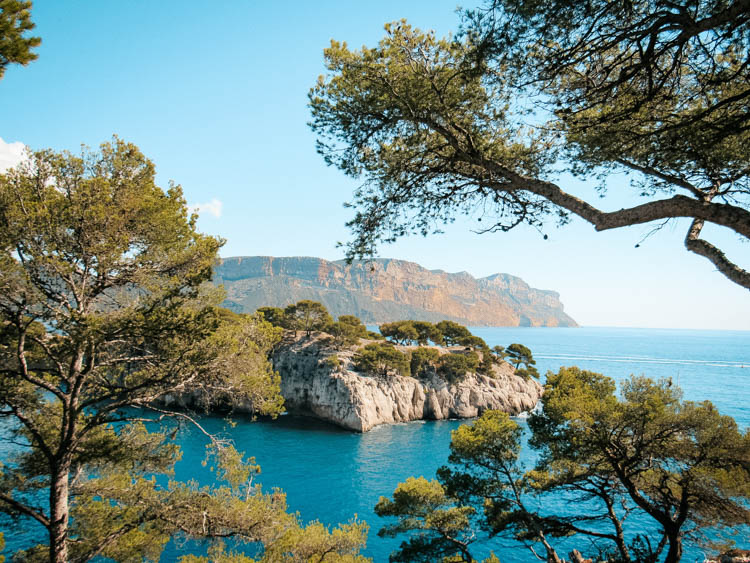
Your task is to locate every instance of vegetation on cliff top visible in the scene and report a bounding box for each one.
[258,300,538,383]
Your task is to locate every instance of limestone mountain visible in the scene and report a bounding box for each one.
[214,256,577,327]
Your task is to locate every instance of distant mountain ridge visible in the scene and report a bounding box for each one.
[214,256,577,327]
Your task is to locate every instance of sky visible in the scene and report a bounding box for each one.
[1,1,748,330]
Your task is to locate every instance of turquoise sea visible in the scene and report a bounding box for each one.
[167,327,750,562]
[4,328,750,561]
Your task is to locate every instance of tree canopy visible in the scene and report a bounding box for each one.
[353,342,411,377]
[309,0,750,290]
[412,320,444,346]
[256,306,287,328]
[0,0,40,80]
[504,343,539,379]
[326,314,369,349]
[379,320,420,345]
[374,476,481,563]
[409,346,440,378]
[0,140,369,562]
[437,352,479,384]
[283,300,333,336]
[375,368,750,562]
[435,321,474,347]
[529,368,750,562]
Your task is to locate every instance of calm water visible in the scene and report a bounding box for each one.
[4,328,749,561]
[167,327,750,562]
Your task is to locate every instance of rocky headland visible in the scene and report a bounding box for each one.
[272,334,543,432]
[215,256,576,327]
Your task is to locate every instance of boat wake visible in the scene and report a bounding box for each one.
[536,353,748,369]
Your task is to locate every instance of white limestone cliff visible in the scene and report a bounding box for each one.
[273,335,543,432]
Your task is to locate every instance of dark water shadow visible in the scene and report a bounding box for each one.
[251,413,354,434]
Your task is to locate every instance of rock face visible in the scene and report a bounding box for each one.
[273,335,544,432]
[215,256,576,327]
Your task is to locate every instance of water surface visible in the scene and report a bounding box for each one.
[168,327,750,561]
[3,328,748,561]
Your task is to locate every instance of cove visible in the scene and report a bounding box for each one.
[162,327,750,561]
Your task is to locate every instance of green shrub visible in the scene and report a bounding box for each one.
[410,347,440,378]
[327,321,363,349]
[477,347,495,376]
[437,352,479,383]
[321,355,341,370]
[354,343,411,377]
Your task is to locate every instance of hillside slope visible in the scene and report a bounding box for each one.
[214,256,576,327]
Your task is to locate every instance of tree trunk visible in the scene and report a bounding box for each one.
[605,496,631,562]
[49,466,70,563]
[664,534,682,563]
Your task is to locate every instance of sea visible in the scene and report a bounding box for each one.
[4,327,750,561]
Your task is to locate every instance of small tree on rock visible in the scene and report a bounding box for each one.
[505,343,539,380]
[338,315,368,336]
[284,300,333,336]
[491,346,507,362]
[437,352,479,384]
[256,306,287,328]
[379,320,419,345]
[327,315,367,349]
[435,321,473,347]
[412,321,444,346]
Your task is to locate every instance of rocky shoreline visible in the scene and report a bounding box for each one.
[272,334,543,432]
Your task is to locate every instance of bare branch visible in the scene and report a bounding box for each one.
[0,491,50,528]
[685,219,750,289]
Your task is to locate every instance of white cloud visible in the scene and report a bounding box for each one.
[188,198,223,218]
[0,137,27,173]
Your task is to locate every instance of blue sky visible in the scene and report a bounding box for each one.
[1,1,748,330]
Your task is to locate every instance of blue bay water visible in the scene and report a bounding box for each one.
[3,328,749,561]
[165,327,750,562]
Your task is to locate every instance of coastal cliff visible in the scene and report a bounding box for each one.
[215,256,576,327]
[272,335,543,432]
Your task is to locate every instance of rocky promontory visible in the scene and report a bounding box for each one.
[215,256,577,327]
[272,334,543,432]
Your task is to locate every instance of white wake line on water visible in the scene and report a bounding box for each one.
[536,354,750,368]
[537,352,746,363]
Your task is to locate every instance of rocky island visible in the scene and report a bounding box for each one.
[166,302,546,432]
[273,333,543,432]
